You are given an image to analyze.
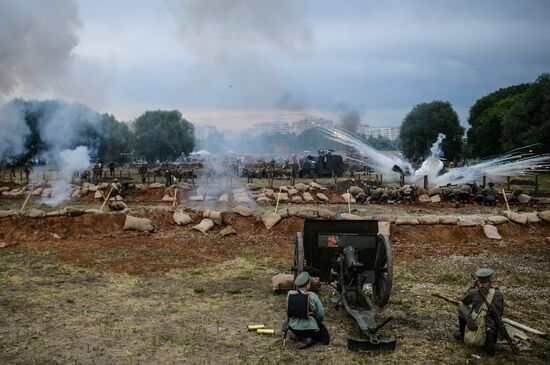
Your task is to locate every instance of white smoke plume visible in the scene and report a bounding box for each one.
[41,146,91,206]
[0,101,30,158]
[0,0,81,100]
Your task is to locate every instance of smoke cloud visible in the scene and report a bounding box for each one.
[0,101,30,159]
[0,0,81,100]
[337,104,362,134]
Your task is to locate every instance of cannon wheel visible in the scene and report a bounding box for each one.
[293,232,304,279]
[373,234,393,307]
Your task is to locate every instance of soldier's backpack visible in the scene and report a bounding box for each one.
[464,288,496,347]
[287,292,310,319]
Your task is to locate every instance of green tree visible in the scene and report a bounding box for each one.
[100,114,134,162]
[399,101,464,161]
[134,110,194,162]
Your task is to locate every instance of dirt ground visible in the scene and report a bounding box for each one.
[1,185,550,364]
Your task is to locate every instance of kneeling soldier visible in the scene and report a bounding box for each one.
[455,268,504,355]
[286,272,330,349]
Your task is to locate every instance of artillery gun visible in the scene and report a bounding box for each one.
[293,219,396,351]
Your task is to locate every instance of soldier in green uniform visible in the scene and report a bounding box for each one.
[482,182,498,206]
[286,272,330,349]
[454,268,504,355]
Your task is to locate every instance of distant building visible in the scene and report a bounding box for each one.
[195,125,219,140]
[365,126,400,140]
[242,121,291,136]
[290,118,336,135]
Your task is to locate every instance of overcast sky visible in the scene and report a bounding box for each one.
[2,0,549,128]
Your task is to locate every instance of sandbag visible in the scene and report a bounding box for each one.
[317,208,336,220]
[275,192,289,202]
[261,212,281,229]
[310,182,323,190]
[123,215,154,232]
[427,188,442,196]
[540,211,550,222]
[270,274,321,291]
[316,193,329,202]
[109,201,128,211]
[486,216,509,225]
[378,221,391,236]
[173,210,193,225]
[418,215,440,225]
[291,196,302,203]
[162,194,174,202]
[376,215,396,223]
[439,216,458,225]
[297,208,319,219]
[418,194,431,203]
[220,226,237,237]
[430,195,441,203]
[233,205,253,217]
[341,193,356,203]
[294,183,308,192]
[517,194,532,204]
[256,197,270,204]
[278,207,299,218]
[349,186,363,195]
[395,217,419,225]
[245,183,257,190]
[218,193,229,202]
[482,225,502,240]
[302,192,314,202]
[340,213,362,220]
[264,189,274,197]
[32,187,43,196]
[288,188,299,196]
[94,190,103,199]
[84,209,103,215]
[457,219,477,227]
[503,211,528,225]
[46,210,66,217]
[193,218,215,233]
[203,209,223,225]
[189,195,204,201]
[27,208,46,218]
[149,182,164,189]
[524,212,540,224]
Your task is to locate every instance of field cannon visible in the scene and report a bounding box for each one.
[293,219,396,351]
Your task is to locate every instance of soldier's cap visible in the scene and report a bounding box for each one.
[475,268,493,283]
[295,272,310,287]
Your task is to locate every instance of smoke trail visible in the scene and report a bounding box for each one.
[0,0,81,100]
[0,101,30,159]
[413,133,446,182]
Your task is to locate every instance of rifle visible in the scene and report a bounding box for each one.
[432,293,460,305]
[471,273,519,355]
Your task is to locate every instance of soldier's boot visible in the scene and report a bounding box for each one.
[454,317,466,341]
[298,337,316,349]
[485,329,498,356]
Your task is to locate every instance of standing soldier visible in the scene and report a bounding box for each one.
[24,162,31,183]
[108,161,116,177]
[138,164,148,184]
[454,268,504,356]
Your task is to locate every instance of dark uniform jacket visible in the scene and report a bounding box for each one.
[462,287,504,330]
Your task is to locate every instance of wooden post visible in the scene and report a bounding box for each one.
[502,187,510,212]
[482,175,486,188]
[172,188,178,207]
[20,190,33,212]
[423,175,429,190]
[534,175,539,193]
[274,187,282,213]
[399,175,405,187]
[506,176,511,191]
[347,189,351,214]
[100,187,114,213]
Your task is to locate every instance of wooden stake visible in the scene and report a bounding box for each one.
[20,189,33,212]
[172,188,178,207]
[503,318,547,338]
[274,187,282,213]
[100,187,114,213]
[502,187,510,212]
[347,189,351,214]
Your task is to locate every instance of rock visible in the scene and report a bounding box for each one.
[109,201,128,211]
[173,210,193,225]
[193,218,215,233]
[291,196,303,203]
[288,188,299,196]
[517,194,532,204]
[233,205,253,217]
[483,225,502,240]
[162,194,174,202]
[340,213,363,220]
[218,193,229,202]
[395,217,419,225]
[349,186,363,195]
[203,209,223,225]
[220,226,237,237]
[540,211,550,222]
[418,194,431,203]
[317,208,336,220]
[123,215,154,232]
[376,215,396,223]
[189,195,204,201]
[294,183,308,192]
[149,182,164,189]
[84,209,103,215]
[316,193,329,202]
[256,197,270,204]
[439,216,458,225]
[94,191,104,199]
[297,208,319,219]
[0,210,19,218]
[378,221,391,236]
[261,212,282,229]
[430,194,441,203]
[503,211,528,225]
[28,208,46,218]
[457,218,477,227]
[264,189,274,197]
[427,188,442,196]
[309,182,323,190]
[418,215,440,225]
[302,192,314,202]
[486,215,509,225]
